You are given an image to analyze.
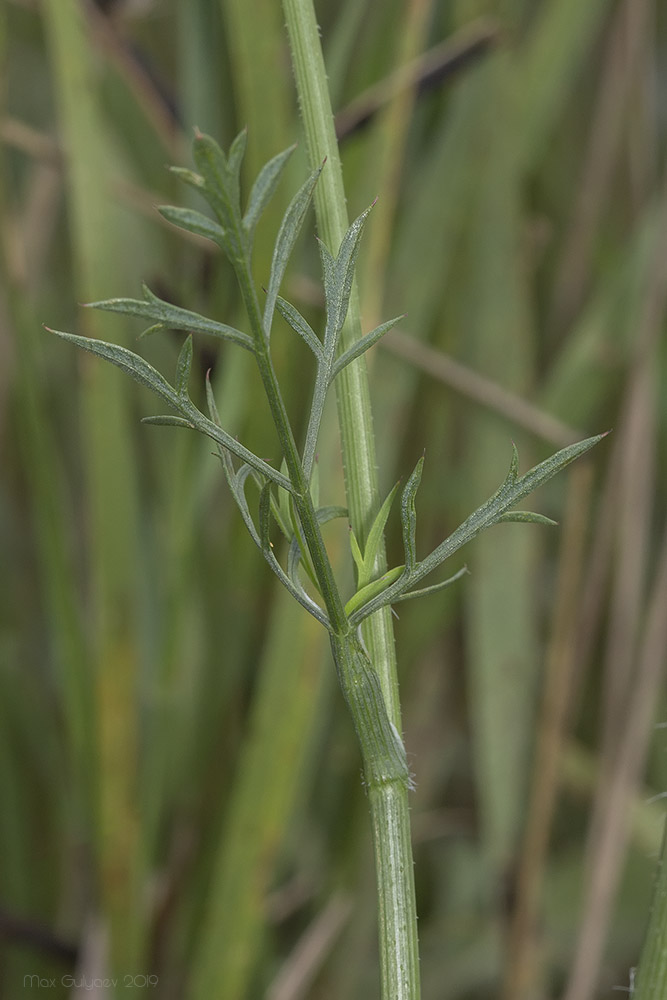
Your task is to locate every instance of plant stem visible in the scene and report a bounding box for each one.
[281,2,421,997]
[281,0,401,726]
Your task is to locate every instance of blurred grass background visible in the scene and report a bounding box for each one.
[1,0,666,998]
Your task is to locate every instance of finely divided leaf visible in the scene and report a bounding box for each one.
[169,166,205,191]
[409,434,606,586]
[48,328,181,410]
[331,315,404,380]
[400,456,424,574]
[496,511,558,527]
[252,486,330,627]
[158,205,226,246]
[322,203,374,352]
[509,434,606,501]
[192,132,245,258]
[264,165,323,335]
[347,434,606,625]
[141,415,196,429]
[275,297,323,359]
[175,336,193,397]
[395,566,469,603]
[276,460,293,541]
[205,370,223,428]
[226,128,248,211]
[344,566,405,618]
[317,238,335,303]
[349,529,365,578]
[258,482,273,558]
[244,145,296,237]
[88,285,254,353]
[356,483,400,589]
[51,328,291,490]
[317,505,348,524]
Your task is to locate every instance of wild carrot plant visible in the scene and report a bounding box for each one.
[50,121,604,998]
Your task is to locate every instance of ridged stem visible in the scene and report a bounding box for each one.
[281,2,421,997]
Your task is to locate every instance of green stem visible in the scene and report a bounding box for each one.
[241,226,421,997]
[281,2,421,997]
[330,633,419,1000]
[282,0,401,725]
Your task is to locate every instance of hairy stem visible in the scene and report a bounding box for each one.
[330,633,419,1000]
[282,2,421,997]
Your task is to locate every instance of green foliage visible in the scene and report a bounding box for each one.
[50,135,601,647]
[6,3,662,999]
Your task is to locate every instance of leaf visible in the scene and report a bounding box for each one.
[395,565,469,603]
[197,412,293,491]
[347,433,606,626]
[344,565,405,618]
[226,127,248,211]
[316,505,348,524]
[331,314,404,381]
[264,164,323,335]
[205,370,223,428]
[409,433,607,586]
[138,323,166,340]
[141,415,196,429]
[349,529,364,577]
[244,144,296,237]
[258,482,273,558]
[254,483,330,627]
[276,460,293,541]
[169,165,205,191]
[50,326,292,492]
[197,385,292,491]
[288,532,317,591]
[158,205,226,246]
[400,456,424,575]
[322,202,374,352]
[317,238,335,300]
[275,297,323,359]
[192,131,245,259]
[356,482,400,589]
[227,463,261,546]
[175,336,193,397]
[495,511,558,527]
[214,459,328,625]
[87,285,254,353]
[48,327,180,410]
